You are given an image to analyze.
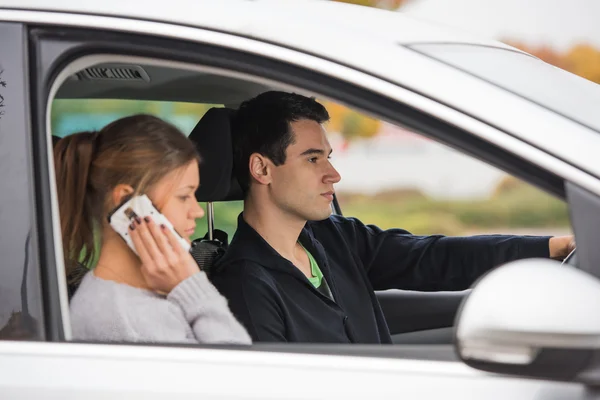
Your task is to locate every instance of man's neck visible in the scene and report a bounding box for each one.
[242,197,307,263]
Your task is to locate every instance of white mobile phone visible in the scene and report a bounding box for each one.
[107,194,191,255]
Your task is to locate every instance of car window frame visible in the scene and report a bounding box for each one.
[30,23,584,352]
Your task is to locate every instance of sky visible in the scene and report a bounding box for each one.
[401,0,600,51]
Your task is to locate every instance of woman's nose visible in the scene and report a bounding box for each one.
[191,202,205,219]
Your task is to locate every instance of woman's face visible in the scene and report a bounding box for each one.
[148,161,204,242]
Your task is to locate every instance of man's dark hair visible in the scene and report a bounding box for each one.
[232,91,329,193]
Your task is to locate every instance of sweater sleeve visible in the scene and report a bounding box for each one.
[167,272,252,345]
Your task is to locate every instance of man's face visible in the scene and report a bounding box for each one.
[268,119,341,222]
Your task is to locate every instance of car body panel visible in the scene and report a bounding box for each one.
[0,0,517,49]
[0,341,588,399]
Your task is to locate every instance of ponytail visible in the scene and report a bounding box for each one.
[53,131,98,280]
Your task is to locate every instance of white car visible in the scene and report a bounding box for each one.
[1,0,600,398]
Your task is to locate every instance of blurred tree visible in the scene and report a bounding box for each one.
[504,40,600,84]
[563,44,600,84]
[322,100,381,141]
[341,110,381,140]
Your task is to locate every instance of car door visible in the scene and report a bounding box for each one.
[2,6,596,398]
[0,22,47,342]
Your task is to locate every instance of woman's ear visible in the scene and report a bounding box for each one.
[111,184,135,208]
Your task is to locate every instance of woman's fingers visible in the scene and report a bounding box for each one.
[160,223,187,255]
[128,216,197,294]
[129,219,152,265]
[136,217,165,267]
[159,224,199,275]
[146,216,176,261]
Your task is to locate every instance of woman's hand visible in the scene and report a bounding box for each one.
[129,216,199,294]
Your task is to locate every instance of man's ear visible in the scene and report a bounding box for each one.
[248,153,272,186]
[111,184,135,208]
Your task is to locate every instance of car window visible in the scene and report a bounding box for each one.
[323,99,572,238]
[45,51,573,352]
[410,44,600,132]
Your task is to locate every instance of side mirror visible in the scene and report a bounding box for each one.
[455,258,600,384]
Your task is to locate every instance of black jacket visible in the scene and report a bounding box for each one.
[211,214,550,343]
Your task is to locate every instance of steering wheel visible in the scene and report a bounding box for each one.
[561,247,578,267]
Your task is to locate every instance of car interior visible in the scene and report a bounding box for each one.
[49,59,499,348]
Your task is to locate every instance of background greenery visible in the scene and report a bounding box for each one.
[193,176,570,242]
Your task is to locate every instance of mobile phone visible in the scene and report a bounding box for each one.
[107,194,191,255]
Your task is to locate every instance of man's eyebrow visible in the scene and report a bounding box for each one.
[299,148,333,157]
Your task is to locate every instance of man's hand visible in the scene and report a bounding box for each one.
[549,235,576,260]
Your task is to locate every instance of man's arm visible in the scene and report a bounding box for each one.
[211,266,287,342]
[332,215,553,292]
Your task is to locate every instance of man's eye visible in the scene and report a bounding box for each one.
[308,157,318,163]
[178,195,191,201]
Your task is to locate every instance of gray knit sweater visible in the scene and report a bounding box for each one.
[69,271,251,345]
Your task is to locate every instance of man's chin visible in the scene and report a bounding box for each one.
[305,208,333,222]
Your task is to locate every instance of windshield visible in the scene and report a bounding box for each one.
[410,44,600,133]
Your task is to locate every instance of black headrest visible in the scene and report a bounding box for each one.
[189,108,244,202]
[52,135,61,148]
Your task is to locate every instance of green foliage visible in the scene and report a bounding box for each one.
[337,179,570,235]
[51,99,219,137]
[192,201,244,241]
[188,179,570,241]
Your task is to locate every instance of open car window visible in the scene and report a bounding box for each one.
[47,54,573,354]
[323,99,571,238]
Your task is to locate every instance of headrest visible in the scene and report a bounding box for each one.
[52,135,61,148]
[189,108,244,202]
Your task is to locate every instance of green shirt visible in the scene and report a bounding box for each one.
[305,246,324,288]
[301,244,334,301]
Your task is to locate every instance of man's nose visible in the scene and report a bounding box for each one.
[324,162,341,184]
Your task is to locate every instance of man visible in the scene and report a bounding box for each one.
[211,91,575,344]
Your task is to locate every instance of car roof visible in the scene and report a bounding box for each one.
[0,0,514,51]
[7,0,600,183]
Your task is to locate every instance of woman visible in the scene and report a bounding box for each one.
[55,114,251,345]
